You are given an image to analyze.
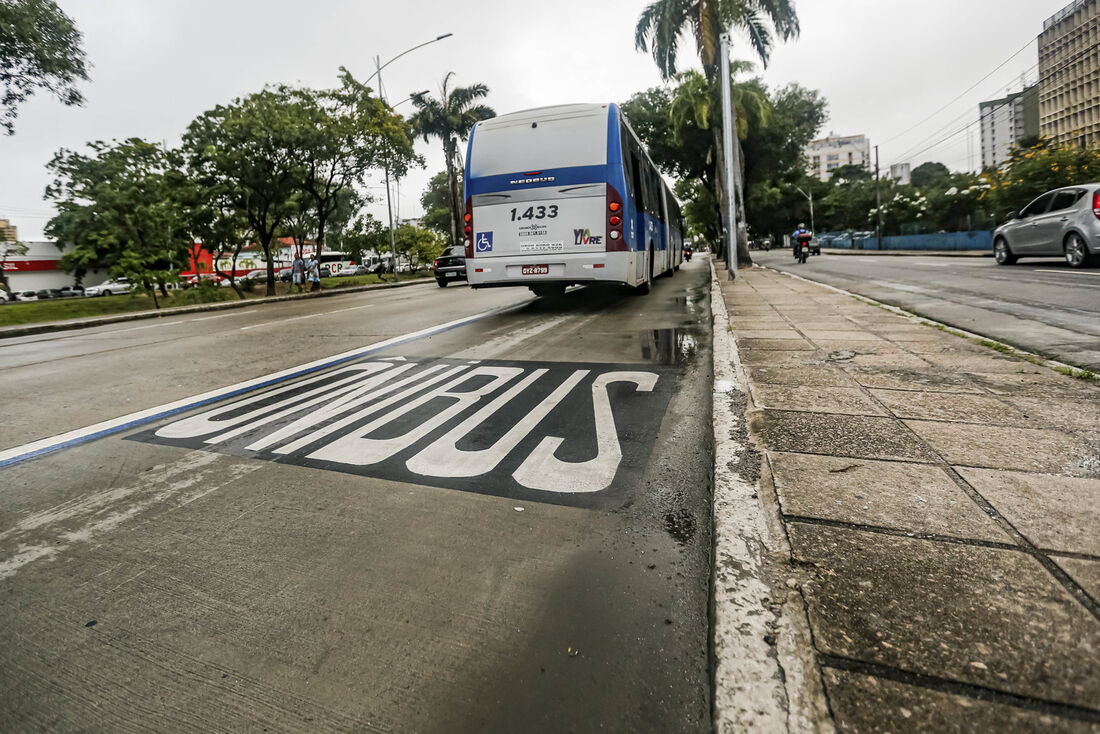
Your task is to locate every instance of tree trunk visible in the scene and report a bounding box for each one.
[445,139,461,249]
[262,236,276,297]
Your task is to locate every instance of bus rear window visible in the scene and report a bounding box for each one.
[469,109,608,178]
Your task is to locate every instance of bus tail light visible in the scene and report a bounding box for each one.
[606,184,627,252]
[464,198,474,258]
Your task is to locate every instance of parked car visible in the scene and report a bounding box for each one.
[0,289,8,303]
[369,260,393,276]
[433,246,467,287]
[993,184,1100,268]
[241,269,268,283]
[187,274,231,288]
[277,267,294,282]
[15,290,37,301]
[35,288,63,300]
[57,285,85,298]
[85,277,132,296]
[337,264,369,276]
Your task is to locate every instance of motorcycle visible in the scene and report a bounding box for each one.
[684,247,693,262]
[794,233,812,264]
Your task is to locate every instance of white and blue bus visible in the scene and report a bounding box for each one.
[462,103,684,297]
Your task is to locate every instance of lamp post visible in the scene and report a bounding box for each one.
[794,185,815,234]
[371,35,453,275]
[719,32,738,280]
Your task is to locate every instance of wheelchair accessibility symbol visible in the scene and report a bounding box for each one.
[475,232,493,252]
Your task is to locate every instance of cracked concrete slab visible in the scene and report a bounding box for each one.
[769,453,1009,542]
[955,468,1100,554]
[751,385,889,416]
[749,410,939,463]
[788,523,1100,709]
[869,390,1037,426]
[905,420,1098,476]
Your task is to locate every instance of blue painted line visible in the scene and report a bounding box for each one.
[0,300,531,470]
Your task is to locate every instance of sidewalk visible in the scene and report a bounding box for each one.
[711,265,1099,732]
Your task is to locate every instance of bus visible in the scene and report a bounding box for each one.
[462,103,683,297]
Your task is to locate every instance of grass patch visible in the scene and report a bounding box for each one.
[0,272,434,328]
[979,339,1016,355]
[922,321,969,339]
[1054,366,1098,381]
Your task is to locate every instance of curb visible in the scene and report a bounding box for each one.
[760,265,1097,379]
[709,260,832,732]
[0,278,435,340]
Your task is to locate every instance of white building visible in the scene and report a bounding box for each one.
[1,240,107,293]
[889,162,911,185]
[979,85,1039,169]
[805,134,872,181]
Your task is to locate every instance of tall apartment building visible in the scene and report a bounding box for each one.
[889,162,911,185]
[804,134,871,181]
[0,219,17,242]
[1038,0,1099,146]
[979,85,1040,168]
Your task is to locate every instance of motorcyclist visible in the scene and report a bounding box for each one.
[791,223,812,253]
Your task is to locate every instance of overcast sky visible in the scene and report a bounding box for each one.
[1,0,1065,240]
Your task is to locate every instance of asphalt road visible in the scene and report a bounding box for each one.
[751,249,1100,370]
[0,260,714,732]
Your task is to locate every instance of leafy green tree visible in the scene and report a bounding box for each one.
[409,73,495,248]
[393,222,442,273]
[45,138,192,307]
[635,0,799,264]
[332,213,387,264]
[419,170,454,238]
[910,161,950,189]
[0,237,27,293]
[829,163,871,182]
[183,88,306,296]
[0,0,88,134]
[981,139,1100,222]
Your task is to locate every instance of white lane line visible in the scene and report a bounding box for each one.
[102,322,166,334]
[238,304,373,330]
[0,298,532,468]
[1034,269,1100,277]
[187,309,258,322]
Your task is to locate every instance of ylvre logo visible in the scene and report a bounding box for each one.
[573,228,602,246]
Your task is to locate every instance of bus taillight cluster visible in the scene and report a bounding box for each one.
[606,184,627,252]
[464,198,474,258]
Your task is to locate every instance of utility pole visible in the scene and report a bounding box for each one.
[719,32,738,280]
[874,144,882,251]
[795,185,815,234]
[376,55,398,272]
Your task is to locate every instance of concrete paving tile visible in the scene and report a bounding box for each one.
[739,350,828,367]
[1007,397,1100,438]
[842,366,984,393]
[955,468,1100,555]
[823,668,1097,734]
[749,410,938,462]
[811,340,908,355]
[769,453,1009,542]
[747,365,858,387]
[872,329,951,342]
[736,329,803,339]
[845,353,932,369]
[967,372,1089,398]
[891,340,987,355]
[802,330,887,341]
[737,337,816,351]
[1054,558,1100,601]
[871,390,1036,426]
[905,420,1098,476]
[922,353,1046,375]
[788,523,1100,708]
[751,385,890,416]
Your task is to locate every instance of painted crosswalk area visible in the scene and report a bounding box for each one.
[132,356,674,508]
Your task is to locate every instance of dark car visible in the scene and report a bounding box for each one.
[433,246,467,287]
[35,288,63,300]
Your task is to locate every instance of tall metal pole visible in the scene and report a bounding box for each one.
[376,55,398,273]
[719,33,738,280]
[874,144,882,251]
[795,185,815,234]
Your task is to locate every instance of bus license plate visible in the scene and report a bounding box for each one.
[521,264,550,275]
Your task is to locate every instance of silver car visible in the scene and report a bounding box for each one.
[993,184,1100,268]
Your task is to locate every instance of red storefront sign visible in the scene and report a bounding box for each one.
[2,260,60,272]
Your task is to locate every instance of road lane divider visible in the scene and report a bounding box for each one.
[0,300,534,469]
[237,304,374,331]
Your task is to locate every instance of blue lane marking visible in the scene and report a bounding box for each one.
[0,300,532,469]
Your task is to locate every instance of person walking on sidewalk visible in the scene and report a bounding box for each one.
[307,256,321,292]
[291,253,306,294]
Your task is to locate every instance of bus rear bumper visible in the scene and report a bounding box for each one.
[466,252,633,288]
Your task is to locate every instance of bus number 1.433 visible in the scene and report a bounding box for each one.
[510,205,559,221]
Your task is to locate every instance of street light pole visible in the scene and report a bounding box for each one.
[795,185,815,234]
[370,35,452,279]
[719,32,738,281]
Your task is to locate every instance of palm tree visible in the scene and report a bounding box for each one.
[409,74,495,249]
[635,0,798,263]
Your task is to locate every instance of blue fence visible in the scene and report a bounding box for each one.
[820,231,993,251]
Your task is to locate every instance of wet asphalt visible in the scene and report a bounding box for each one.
[0,259,715,732]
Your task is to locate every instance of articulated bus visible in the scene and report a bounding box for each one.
[462,103,683,297]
